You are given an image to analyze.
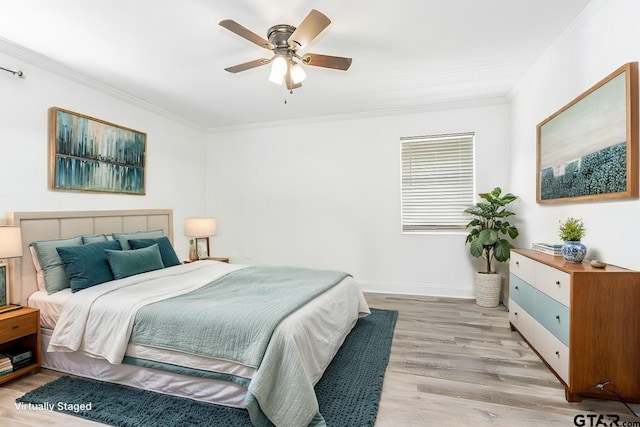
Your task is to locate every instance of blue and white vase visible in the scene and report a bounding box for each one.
[561,241,587,263]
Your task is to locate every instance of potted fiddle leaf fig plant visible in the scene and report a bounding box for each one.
[464,187,519,307]
[558,217,586,263]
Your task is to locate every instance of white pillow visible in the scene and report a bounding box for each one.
[29,245,46,291]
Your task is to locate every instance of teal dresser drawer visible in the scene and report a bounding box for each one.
[534,288,569,346]
[509,274,535,315]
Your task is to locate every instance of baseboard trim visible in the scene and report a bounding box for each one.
[359,280,474,299]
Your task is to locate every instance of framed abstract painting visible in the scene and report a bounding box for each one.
[49,107,146,195]
[536,62,638,203]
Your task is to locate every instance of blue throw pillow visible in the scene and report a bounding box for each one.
[105,244,165,280]
[31,236,83,294]
[128,236,181,267]
[57,240,122,292]
[112,229,164,250]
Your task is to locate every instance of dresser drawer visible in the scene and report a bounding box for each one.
[535,263,570,307]
[0,311,38,343]
[510,252,535,284]
[535,322,569,384]
[509,274,535,315]
[534,289,569,346]
[509,299,536,340]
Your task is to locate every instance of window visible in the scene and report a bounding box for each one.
[401,132,475,232]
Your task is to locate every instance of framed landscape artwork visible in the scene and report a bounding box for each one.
[49,107,146,195]
[536,62,638,203]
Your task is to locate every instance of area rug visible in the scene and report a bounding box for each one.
[16,308,397,426]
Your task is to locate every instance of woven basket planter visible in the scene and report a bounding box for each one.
[474,272,502,308]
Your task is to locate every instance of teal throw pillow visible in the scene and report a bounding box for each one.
[105,244,165,280]
[81,234,108,244]
[31,236,83,294]
[112,229,163,250]
[57,240,122,292]
[128,236,181,267]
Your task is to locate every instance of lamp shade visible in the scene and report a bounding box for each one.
[184,218,217,237]
[0,226,22,258]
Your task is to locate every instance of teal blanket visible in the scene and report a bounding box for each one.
[130,266,348,368]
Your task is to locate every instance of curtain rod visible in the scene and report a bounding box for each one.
[0,66,24,77]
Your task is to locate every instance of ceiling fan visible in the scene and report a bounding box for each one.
[219,9,352,92]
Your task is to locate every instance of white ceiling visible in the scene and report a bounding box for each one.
[0,0,593,131]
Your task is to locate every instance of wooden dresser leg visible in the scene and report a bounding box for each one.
[565,388,582,402]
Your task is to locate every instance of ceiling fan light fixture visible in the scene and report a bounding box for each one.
[290,62,307,84]
[220,10,352,91]
[268,55,287,85]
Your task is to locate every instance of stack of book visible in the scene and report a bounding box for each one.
[532,243,563,257]
[0,349,33,374]
[0,355,12,376]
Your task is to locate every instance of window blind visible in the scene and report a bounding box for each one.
[401,133,475,232]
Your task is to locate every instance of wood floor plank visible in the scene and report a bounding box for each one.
[367,293,640,426]
[2,292,639,426]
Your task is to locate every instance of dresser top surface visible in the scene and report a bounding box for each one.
[512,249,634,274]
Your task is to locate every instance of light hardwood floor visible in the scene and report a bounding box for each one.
[2,293,639,426]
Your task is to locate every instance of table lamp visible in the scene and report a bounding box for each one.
[0,226,23,311]
[184,218,217,261]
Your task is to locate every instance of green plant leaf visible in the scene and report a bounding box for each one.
[493,239,514,262]
[501,193,517,204]
[478,229,498,245]
[464,187,519,268]
[469,239,484,258]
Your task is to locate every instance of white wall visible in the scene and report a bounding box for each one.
[0,49,207,258]
[206,102,511,297]
[509,0,640,270]
[10,0,630,299]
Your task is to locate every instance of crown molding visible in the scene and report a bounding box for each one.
[206,94,509,134]
[0,37,508,135]
[0,37,205,132]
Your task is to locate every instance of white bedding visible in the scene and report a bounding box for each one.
[29,288,71,330]
[30,287,258,379]
[39,328,249,407]
[48,261,246,363]
[30,261,370,426]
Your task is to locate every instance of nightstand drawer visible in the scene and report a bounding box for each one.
[0,311,38,343]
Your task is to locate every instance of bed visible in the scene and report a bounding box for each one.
[7,209,370,427]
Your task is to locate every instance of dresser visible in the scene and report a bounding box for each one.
[509,249,640,402]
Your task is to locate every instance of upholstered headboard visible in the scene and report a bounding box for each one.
[6,209,173,306]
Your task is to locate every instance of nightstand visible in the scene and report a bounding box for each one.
[0,307,41,384]
[184,257,230,264]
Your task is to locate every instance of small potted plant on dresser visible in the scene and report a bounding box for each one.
[464,187,519,307]
[558,217,586,263]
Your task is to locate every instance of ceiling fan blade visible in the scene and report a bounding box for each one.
[301,53,352,71]
[288,9,331,50]
[219,19,274,50]
[224,58,271,74]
